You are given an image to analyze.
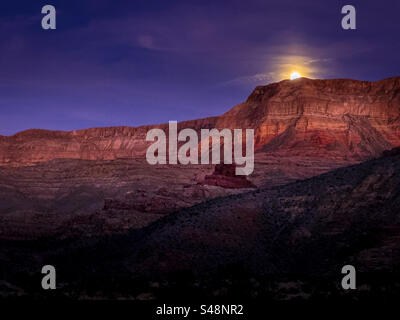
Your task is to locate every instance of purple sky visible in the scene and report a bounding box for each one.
[1,0,400,135]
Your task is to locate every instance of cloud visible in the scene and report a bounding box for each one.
[219,73,277,86]
[219,54,336,87]
[137,35,156,50]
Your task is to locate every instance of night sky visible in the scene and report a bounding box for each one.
[1,0,399,135]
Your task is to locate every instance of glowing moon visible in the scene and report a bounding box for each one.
[290,72,301,80]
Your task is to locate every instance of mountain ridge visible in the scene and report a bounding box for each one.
[1,76,400,166]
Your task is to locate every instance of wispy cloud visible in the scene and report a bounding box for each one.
[219,73,277,86]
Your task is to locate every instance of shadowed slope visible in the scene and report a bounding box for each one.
[125,147,400,276]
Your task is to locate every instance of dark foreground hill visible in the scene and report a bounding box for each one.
[1,148,400,301]
[125,147,400,277]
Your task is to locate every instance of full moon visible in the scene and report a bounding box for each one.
[290,72,301,80]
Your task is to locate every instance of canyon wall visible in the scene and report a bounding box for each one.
[1,77,400,167]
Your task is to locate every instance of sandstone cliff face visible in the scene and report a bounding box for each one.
[216,77,400,159]
[1,77,400,167]
[0,118,218,166]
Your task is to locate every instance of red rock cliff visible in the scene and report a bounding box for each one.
[1,77,400,166]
